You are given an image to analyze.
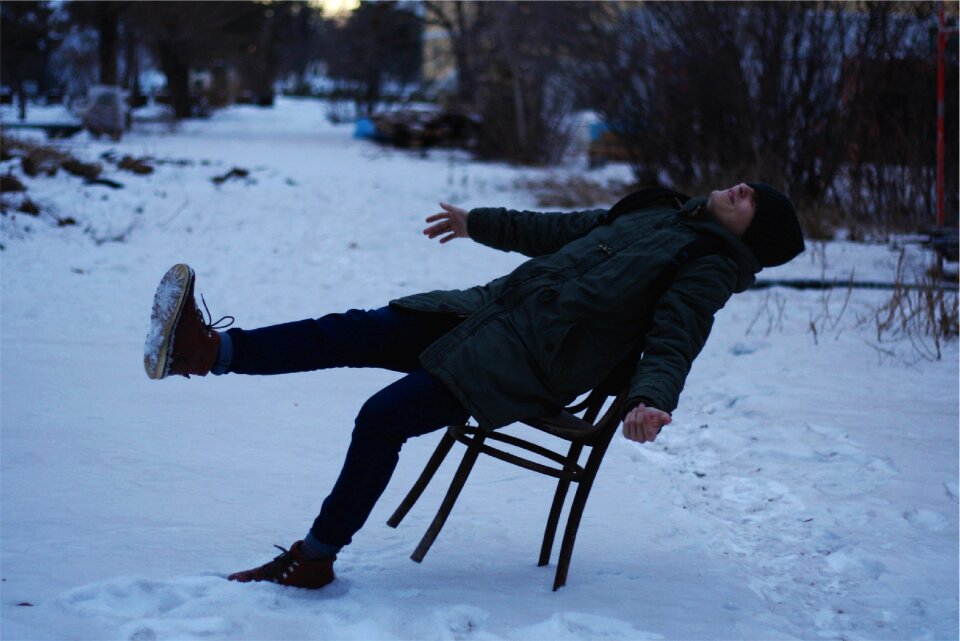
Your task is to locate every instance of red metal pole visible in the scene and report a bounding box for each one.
[937,1,945,229]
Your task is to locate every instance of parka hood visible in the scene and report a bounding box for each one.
[681,196,760,293]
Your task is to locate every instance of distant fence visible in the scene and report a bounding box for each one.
[752,279,958,291]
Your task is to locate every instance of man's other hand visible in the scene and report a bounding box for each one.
[622,403,672,443]
[424,202,470,243]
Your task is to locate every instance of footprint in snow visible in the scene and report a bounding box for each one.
[902,508,948,532]
[121,616,238,641]
[435,605,489,638]
[944,481,958,501]
[718,477,804,520]
[729,341,768,356]
[516,611,663,641]
[810,451,897,498]
[803,426,898,498]
[59,576,215,618]
[806,423,850,440]
[58,574,351,640]
[824,548,886,582]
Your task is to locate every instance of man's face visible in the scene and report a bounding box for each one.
[706,183,757,237]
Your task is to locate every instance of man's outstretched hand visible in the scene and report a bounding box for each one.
[622,403,672,444]
[424,202,470,243]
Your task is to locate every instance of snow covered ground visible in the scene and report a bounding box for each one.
[1,97,957,641]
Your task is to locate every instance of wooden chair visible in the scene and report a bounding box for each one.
[387,387,628,591]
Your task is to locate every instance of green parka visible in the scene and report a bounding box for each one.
[390,196,760,430]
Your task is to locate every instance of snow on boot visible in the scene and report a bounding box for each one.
[227,541,336,589]
[144,264,232,379]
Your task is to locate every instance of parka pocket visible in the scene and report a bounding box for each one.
[507,316,616,401]
[542,324,618,397]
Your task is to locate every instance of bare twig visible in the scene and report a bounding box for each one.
[866,248,959,361]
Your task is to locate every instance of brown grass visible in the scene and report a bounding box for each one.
[516,175,635,209]
[870,249,959,361]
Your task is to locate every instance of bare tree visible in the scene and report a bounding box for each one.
[422,1,492,106]
[325,1,423,116]
[66,1,131,86]
[425,1,600,165]
[840,3,957,231]
[124,1,264,118]
[273,2,326,94]
[569,1,956,233]
[1,1,65,119]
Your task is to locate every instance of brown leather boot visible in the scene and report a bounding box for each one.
[227,541,336,589]
[144,264,232,379]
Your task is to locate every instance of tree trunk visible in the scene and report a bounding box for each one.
[123,30,141,97]
[358,70,381,116]
[98,8,119,85]
[511,71,527,152]
[16,81,26,122]
[452,2,476,105]
[159,44,191,119]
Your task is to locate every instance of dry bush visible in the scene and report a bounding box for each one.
[800,203,850,241]
[22,145,67,177]
[0,136,151,231]
[2,135,65,164]
[2,136,98,179]
[516,175,633,209]
[568,2,956,236]
[61,159,102,180]
[746,291,788,337]
[0,173,25,193]
[808,275,855,346]
[869,250,959,360]
[118,156,154,175]
[18,197,40,216]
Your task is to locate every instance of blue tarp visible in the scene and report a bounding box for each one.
[353,117,377,140]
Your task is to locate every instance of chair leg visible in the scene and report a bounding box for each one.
[552,480,593,590]
[387,431,457,528]
[411,431,486,563]
[538,442,583,567]
[552,440,611,591]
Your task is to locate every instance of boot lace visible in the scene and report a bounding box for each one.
[199,293,235,331]
[255,544,297,581]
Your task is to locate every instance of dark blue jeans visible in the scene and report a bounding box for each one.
[225,307,469,549]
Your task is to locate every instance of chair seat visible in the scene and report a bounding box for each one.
[521,411,599,441]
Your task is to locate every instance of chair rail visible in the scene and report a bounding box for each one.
[449,424,585,480]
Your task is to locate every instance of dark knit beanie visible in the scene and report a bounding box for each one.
[741,183,805,267]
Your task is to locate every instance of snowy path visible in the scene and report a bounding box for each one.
[1,98,957,640]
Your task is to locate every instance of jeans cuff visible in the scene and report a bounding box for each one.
[211,330,233,375]
[303,531,341,559]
